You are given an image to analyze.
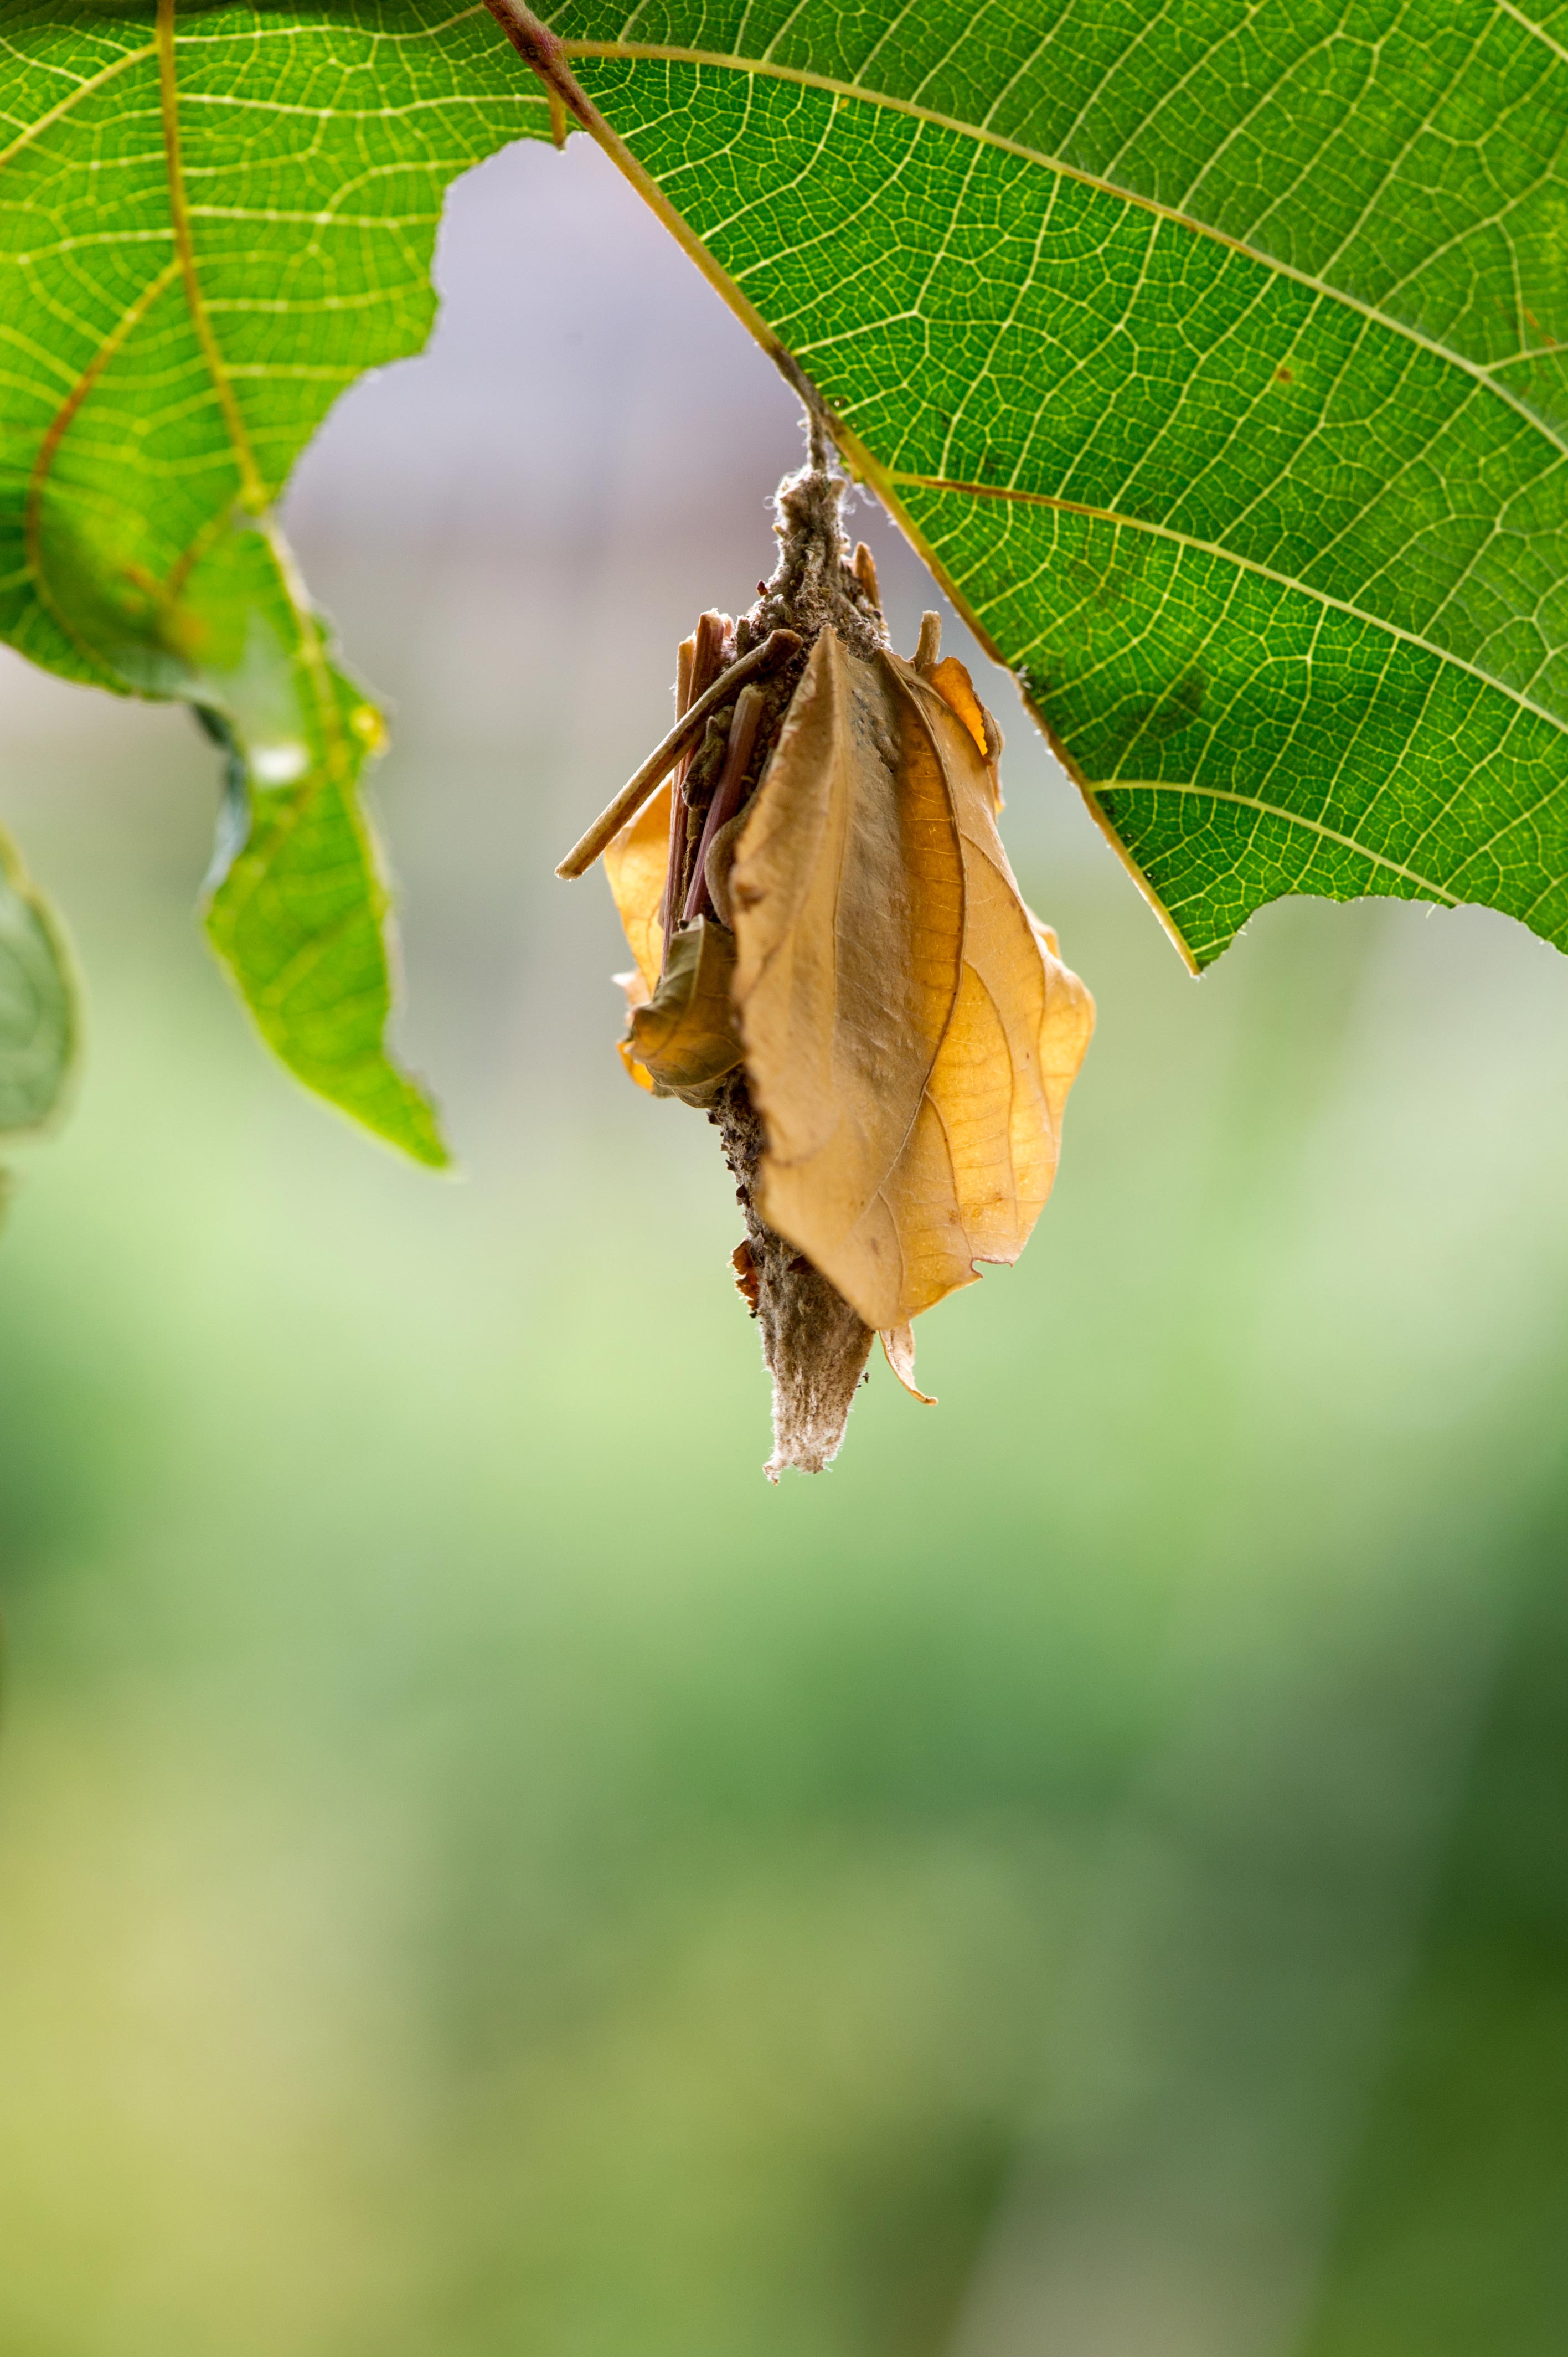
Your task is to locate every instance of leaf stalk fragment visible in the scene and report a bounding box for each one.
[555,629,801,879]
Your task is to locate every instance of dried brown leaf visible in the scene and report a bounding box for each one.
[729,629,1092,1332]
[927,655,1003,808]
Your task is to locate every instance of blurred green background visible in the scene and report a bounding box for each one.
[1,140,1564,2357]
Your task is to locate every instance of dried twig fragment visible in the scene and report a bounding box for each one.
[555,627,800,879]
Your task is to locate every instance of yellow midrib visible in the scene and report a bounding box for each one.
[561,37,1565,466]
[156,0,267,515]
[889,471,1568,747]
[1101,779,1466,909]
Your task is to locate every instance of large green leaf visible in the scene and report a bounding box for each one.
[527,0,1568,969]
[1,2,1566,1165]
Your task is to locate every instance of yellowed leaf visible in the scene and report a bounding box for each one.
[616,1038,656,1090]
[730,628,1092,1332]
[1020,907,1095,1135]
[927,656,987,754]
[604,778,672,998]
[728,629,963,1327]
[927,654,1003,810]
[892,651,1095,1268]
[612,967,657,1090]
[629,915,744,1099]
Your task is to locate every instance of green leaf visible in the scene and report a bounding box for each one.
[0,1,553,1157]
[199,699,450,1169]
[0,815,76,1137]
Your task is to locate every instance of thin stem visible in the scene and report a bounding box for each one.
[662,611,730,935]
[683,682,765,923]
[806,407,834,476]
[157,0,266,514]
[555,630,800,878]
[658,627,699,941]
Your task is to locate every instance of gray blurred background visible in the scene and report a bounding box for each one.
[0,136,1564,2357]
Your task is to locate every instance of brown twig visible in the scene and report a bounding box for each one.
[663,611,731,931]
[682,682,765,923]
[555,630,800,879]
[481,3,589,122]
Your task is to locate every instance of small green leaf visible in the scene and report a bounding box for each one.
[0,819,78,1138]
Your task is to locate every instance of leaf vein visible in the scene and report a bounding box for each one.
[562,37,1567,461]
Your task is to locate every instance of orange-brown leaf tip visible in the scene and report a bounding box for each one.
[880,1324,936,1403]
[617,1036,656,1090]
[926,656,989,758]
[927,657,1005,808]
[612,969,657,1089]
[852,541,881,609]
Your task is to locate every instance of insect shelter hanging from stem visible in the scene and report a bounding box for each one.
[558,427,1094,1479]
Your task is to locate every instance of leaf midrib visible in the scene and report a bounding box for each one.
[158,0,267,515]
[1105,778,1470,911]
[551,33,1568,752]
[891,472,1568,747]
[561,37,1566,465]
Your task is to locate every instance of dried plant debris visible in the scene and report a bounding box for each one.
[560,439,1094,1478]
